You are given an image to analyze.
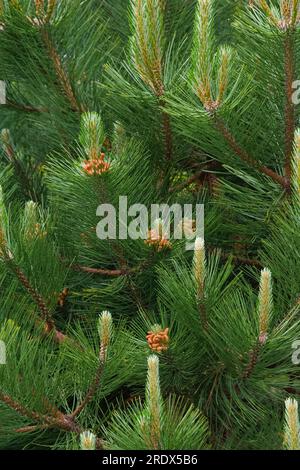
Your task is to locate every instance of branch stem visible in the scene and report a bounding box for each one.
[41,27,85,113]
[284,31,295,188]
[71,360,105,419]
[7,260,66,343]
[213,116,289,189]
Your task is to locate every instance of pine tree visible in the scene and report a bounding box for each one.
[0,0,300,451]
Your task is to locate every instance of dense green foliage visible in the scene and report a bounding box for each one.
[0,0,299,451]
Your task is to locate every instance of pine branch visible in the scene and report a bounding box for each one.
[7,259,66,344]
[41,395,65,421]
[44,0,56,24]
[242,268,272,378]
[15,424,53,433]
[207,247,263,268]
[197,298,208,330]
[1,131,37,201]
[9,262,51,322]
[284,31,296,187]
[160,101,173,163]
[169,159,223,194]
[72,255,150,277]
[71,312,111,419]
[256,0,279,25]
[0,389,104,447]
[147,355,161,449]
[194,238,208,330]
[242,341,261,379]
[72,264,141,277]
[213,115,289,189]
[192,1,289,190]
[130,0,173,166]
[15,423,104,451]
[40,27,85,113]
[229,254,262,268]
[70,361,105,418]
[0,391,57,425]
[4,101,48,113]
